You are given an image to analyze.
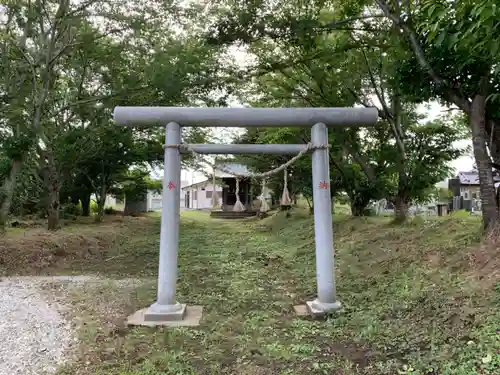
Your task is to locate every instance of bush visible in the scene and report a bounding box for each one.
[336,194,350,205]
[90,202,117,215]
[90,200,99,214]
[62,202,82,217]
[362,207,377,216]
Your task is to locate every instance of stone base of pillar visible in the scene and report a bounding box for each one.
[126,303,203,327]
[145,302,186,321]
[305,299,342,317]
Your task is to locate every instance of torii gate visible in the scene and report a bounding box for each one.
[113,106,378,326]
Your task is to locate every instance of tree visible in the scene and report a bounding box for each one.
[207,0,498,228]
[0,0,233,229]
[387,118,467,205]
[0,0,139,228]
[372,0,500,229]
[207,0,466,218]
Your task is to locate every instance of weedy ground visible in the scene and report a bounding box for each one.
[1,208,498,375]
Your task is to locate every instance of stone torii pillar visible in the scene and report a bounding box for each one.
[113,106,378,326]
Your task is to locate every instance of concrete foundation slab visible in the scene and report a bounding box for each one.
[144,303,187,322]
[127,305,203,327]
[293,304,309,316]
[306,299,342,317]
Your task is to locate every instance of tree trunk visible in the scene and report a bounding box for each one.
[81,193,91,216]
[95,184,107,222]
[0,159,23,229]
[394,167,410,223]
[47,181,60,230]
[46,165,61,230]
[304,195,313,214]
[124,198,148,215]
[42,151,61,231]
[394,194,409,223]
[470,95,498,230]
[351,204,365,216]
[486,119,500,166]
[350,196,369,216]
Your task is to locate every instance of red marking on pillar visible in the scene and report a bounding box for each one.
[168,181,176,191]
[319,181,329,189]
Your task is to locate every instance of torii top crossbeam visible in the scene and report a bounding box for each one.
[113,106,378,127]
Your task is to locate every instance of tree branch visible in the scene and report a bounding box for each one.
[251,42,389,78]
[346,87,386,119]
[48,85,150,116]
[340,138,377,183]
[373,0,471,113]
[318,14,386,31]
[360,48,393,120]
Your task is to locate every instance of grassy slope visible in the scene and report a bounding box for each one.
[2,211,499,375]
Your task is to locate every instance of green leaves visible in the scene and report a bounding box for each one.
[2,133,34,161]
[205,0,471,214]
[402,117,466,203]
[0,0,230,224]
[417,0,500,66]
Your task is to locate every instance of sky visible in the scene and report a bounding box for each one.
[416,102,474,174]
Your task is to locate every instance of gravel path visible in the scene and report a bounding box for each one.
[0,276,107,375]
[0,277,78,375]
[0,275,147,375]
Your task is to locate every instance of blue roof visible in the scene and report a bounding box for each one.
[457,171,479,185]
[456,170,500,185]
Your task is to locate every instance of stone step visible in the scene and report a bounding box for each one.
[210,210,258,219]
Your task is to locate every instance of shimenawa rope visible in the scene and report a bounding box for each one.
[164,142,330,212]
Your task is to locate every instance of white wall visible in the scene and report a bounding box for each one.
[183,182,223,210]
[147,191,163,211]
[148,180,190,211]
[179,180,189,209]
[146,181,222,211]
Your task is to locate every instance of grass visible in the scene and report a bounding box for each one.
[2,209,499,375]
